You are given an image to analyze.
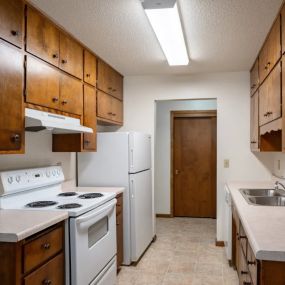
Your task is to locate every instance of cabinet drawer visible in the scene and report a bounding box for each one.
[247,243,258,285]
[24,226,63,273]
[239,222,247,258]
[24,253,64,285]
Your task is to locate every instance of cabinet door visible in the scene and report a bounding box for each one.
[250,59,259,95]
[259,81,268,126]
[83,85,96,151]
[0,0,24,48]
[59,33,83,79]
[238,247,251,285]
[267,63,281,123]
[112,71,123,100]
[97,91,112,120]
[0,43,23,151]
[97,59,112,95]
[112,97,123,123]
[84,50,97,86]
[259,42,269,84]
[26,7,60,66]
[26,56,60,110]
[250,92,259,151]
[282,4,285,55]
[59,74,83,115]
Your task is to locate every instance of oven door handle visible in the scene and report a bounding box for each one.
[76,199,116,226]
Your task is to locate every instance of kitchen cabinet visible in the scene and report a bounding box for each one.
[0,0,24,48]
[250,92,259,151]
[97,91,123,124]
[97,59,123,100]
[0,42,24,153]
[0,222,64,285]
[26,6,60,67]
[84,50,97,86]
[259,17,281,84]
[250,59,259,96]
[60,33,83,79]
[282,4,285,55]
[258,63,281,126]
[116,193,123,270]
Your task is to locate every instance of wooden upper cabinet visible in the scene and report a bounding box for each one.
[83,85,97,151]
[282,4,285,55]
[59,33,83,79]
[97,59,123,100]
[250,59,259,95]
[259,17,281,83]
[26,7,60,67]
[0,43,23,152]
[0,0,24,48]
[59,74,83,115]
[250,92,259,151]
[112,97,123,123]
[84,50,97,86]
[97,91,112,121]
[26,56,60,110]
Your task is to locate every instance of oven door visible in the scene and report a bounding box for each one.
[69,199,117,285]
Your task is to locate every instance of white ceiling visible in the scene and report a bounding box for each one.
[28,0,283,76]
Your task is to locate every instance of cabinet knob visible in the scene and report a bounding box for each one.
[42,279,52,285]
[112,113,116,116]
[268,111,272,115]
[108,112,112,115]
[42,243,51,250]
[11,30,19,36]
[112,89,116,92]
[61,59,67,64]
[62,100,68,105]
[11,134,20,143]
[241,270,248,275]
[86,73,91,77]
[84,140,90,145]
[108,87,112,90]
[243,282,251,285]
[248,260,256,265]
[52,97,59,102]
[52,54,58,59]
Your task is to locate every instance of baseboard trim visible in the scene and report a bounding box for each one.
[156,214,172,218]
[215,239,225,247]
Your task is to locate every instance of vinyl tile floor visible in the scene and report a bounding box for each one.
[117,217,238,285]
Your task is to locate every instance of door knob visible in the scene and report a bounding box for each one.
[175,170,180,175]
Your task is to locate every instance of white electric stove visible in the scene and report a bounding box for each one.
[0,166,117,285]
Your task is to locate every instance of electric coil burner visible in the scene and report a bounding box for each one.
[58,192,78,197]
[57,203,82,209]
[26,201,58,208]
[78,193,104,199]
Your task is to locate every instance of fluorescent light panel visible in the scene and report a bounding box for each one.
[144,3,189,66]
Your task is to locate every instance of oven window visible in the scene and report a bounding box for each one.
[88,217,108,248]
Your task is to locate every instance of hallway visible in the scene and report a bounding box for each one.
[117,218,238,285]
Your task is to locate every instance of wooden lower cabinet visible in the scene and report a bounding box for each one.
[116,193,123,270]
[0,222,65,285]
[232,204,285,285]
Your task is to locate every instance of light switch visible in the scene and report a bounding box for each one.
[224,159,230,168]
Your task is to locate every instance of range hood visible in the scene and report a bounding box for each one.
[25,108,93,134]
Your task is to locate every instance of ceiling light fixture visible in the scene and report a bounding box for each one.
[141,0,189,66]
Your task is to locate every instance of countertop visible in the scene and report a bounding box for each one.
[227,181,285,261]
[63,186,125,195]
[0,210,68,243]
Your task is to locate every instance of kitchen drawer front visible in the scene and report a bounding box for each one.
[24,226,63,273]
[247,243,258,285]
[239,222,247,258]
[24,253,64,285]
[116,194,123,216]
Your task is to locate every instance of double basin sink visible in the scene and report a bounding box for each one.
[240,188,285,206]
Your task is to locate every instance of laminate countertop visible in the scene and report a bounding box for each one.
[0,209,68,243]
[63,186,125,196]
[227,180,285,261]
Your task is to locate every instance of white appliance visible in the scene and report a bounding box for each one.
[224,184,232,261]
[25,108,93,134]
[0,166,117,285]
[77,132,154,265]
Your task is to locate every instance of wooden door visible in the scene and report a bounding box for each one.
[97,91,112,120]
[26,7,60,66]
[282,4,285,55]
[259,79,268,126]
[0,0,24,48]
[112,97,123,123]
[97,59,112,95]
[26,57,60,109]
[59,33,83,79]
[59,74,83,115]
[173,114,217,218]
[84,50,97,86]
[83,85,96,150]
[0,43,23,151]
[250,59,259,95]
[250,92,259,151]
[259,43,269,83]
[112,71,123,100]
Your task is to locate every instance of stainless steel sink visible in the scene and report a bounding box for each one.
[241,189,279,197]
[247,196,285,206]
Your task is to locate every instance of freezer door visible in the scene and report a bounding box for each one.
[129,170,154,261]
[129,132,151,173]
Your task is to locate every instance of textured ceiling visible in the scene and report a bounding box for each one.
[28,0,283,76]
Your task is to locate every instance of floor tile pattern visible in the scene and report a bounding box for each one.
[117,217,238,285]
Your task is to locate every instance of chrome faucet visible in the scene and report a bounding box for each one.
[275,181,285,191]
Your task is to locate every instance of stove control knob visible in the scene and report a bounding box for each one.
[46,170,51,177]
[16,176,21,183]
[7,176,13,184]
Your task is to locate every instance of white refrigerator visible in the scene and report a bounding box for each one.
[77,132,154,265]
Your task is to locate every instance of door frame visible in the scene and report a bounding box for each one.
[170,110,217,217]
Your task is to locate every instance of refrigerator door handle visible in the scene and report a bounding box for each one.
[130,149,134,170]
[131,179,135,199]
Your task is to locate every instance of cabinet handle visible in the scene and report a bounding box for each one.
[61,59,67,64]
[112,113,116,116]
[52,54,58,59]
[108,112,113,115]
[108,87,112,90]
[268,111,272,115]
[11,30,19,36]
[52,97,59,102]
[11,134,20,143]
[241,270,248,275]
[251,141,257,144]
[86,73,91,77]
[84,140,90,145]
[243,282,251,285]
[112,89,116,92]
[42,279,52,285]
[267,61,271,67]
[248,260,256,265]
[62,100,68,105]
[42,243,50,250]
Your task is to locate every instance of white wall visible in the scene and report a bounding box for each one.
[120,72,274,241]
[155,99,217,214]
[0,132,76,185]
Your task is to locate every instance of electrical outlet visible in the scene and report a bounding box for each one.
[224,159,230,168]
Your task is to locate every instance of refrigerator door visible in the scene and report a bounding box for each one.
[129,132,151,173]
[129,169,154,261]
